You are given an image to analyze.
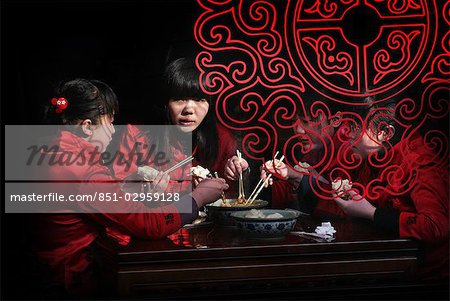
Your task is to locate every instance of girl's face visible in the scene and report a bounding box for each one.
[351,127,384,158]
[294,113,334,151]
[167,98,209,133]
[85,115,115,153]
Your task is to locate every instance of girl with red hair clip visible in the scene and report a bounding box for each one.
[34,78,228,297]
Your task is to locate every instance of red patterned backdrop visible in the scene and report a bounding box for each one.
[194,0,449,199]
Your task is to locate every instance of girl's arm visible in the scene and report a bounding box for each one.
[80,172,195,240]
[111,124,148,180]
[80,171,228,240]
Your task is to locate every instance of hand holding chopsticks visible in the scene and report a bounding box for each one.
[246,152,285,205]
[224,152,249,181]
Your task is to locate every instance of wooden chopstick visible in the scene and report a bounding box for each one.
[247,154,285,204]
[214,171,226,202]
[247,151,280,201]
[164,155,194,173]
[237,150,245,200]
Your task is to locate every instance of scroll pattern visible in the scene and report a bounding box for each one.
[195,0,448,200]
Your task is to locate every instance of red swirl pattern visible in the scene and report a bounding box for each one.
[372,30,421,85]
[195,0,448,200]
[304,0,358,19]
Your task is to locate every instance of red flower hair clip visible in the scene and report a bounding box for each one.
[51,97,69,113]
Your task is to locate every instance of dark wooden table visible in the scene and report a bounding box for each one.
[96,215,429,299]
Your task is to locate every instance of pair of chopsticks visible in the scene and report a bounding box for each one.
[164,155,194,173]
[245,151,285,205]
[237,150,245,203]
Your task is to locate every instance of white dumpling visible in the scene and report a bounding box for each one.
[332,178,351,194]
[266,213,283,219]
[137,166,159,181]
[295,162,311,173]
[190,165,210,179]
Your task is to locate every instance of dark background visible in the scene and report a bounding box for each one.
[2,0,201,125]
[1,0,202,299]
[1,0,448,299]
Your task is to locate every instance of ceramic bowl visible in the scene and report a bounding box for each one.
[231,209,301,239]
[205,199,268,226]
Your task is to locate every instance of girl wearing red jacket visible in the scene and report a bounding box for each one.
[34,78,228,296]
[265,98,449,280]
[112,57,244,196]
[332,100,449,280]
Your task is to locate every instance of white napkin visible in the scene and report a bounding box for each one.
[314,222,336,237]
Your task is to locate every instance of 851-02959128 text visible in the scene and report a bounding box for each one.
[9,192,180,202]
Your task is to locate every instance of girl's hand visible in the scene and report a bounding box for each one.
[192,178,229,207]
[193,176,205,188]
[334,185,376,220]
[261,160,304,188]
[224,155,249,181]
[263,159,289,178]
[260,167,274,188]
[260,160,288,188]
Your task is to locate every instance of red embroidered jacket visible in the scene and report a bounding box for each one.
[33,130,194,294]
[271,134,449,280]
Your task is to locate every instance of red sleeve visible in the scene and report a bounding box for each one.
[398,167,449,243]
[213,123,238,196]
[213,123,237,175]
[112,124,149,180]
[79,172,187,240]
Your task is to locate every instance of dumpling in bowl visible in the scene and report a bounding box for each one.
[266,213,283,219]
[245,209,266,218]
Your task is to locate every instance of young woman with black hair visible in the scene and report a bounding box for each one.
[34,78,228,296]
[113,57,245,195]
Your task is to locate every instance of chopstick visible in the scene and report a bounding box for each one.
[247,152,284,205]
[164,155,194,173]
[214,171,226,203]
[247,155,284,204]
[237,150,245,202]
[246,151,279,202]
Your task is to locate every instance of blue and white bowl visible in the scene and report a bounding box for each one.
[231,209,301,239]
[205,199,268,226]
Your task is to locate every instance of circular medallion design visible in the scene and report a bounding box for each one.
[286,0,438,103]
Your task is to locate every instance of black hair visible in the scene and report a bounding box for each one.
[161,57,211,101]
[359,95,395,131]
[44,78,119,125]
[356,94,401,147]
[161,57,219,168]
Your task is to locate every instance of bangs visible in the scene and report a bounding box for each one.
[169,73,206,100]
[164,57,210,101]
